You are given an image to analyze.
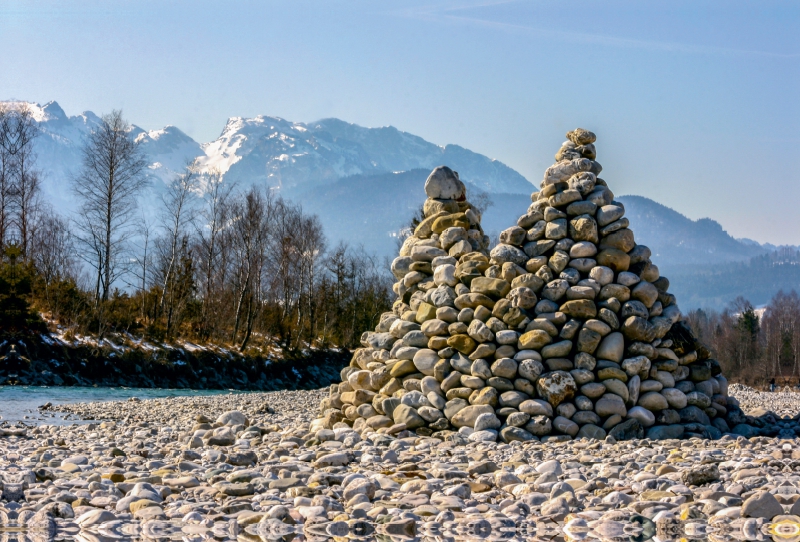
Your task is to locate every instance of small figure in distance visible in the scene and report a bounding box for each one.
[770,377,776,392]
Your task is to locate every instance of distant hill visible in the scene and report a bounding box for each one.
[615,195,768,269]
[667,249,800,311]
[612,195,800,310]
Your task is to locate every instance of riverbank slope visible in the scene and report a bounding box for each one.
[0,329,349,390]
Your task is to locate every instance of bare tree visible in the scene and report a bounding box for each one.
[264,198,325,350]
[124,210,156,324]
[195,168,233,339]
[29,206,77,318]
[0,104,15,248]
[72,110,148,305]
[0,103,43,255]
[10,106,41,256]
[229,188,271,349]
[128,211,155,294]
[154,159,200,334]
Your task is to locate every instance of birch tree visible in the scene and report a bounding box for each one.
[195,168,232,339]
[72,110,148,304]
[156,159,199,333]
[0,103,42,255]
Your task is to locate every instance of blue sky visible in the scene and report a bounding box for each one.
[2,0,799,243]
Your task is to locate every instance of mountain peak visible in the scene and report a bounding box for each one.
[37,101,67,122]
[136,125,195,144]
[41,101,67,121]
[0,100,65,122]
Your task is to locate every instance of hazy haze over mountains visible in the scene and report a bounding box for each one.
[10,99,799,311]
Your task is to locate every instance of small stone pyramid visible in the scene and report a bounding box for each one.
[317,129,732,442]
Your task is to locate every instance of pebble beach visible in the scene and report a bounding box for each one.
[1,384,799,541]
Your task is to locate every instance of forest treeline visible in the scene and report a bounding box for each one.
[0,104,393,353]
[686,290,800,387]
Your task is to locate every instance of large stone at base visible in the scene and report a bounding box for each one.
[451,405,495,428]
[608,418,643,441]
[536,372,577,407]
[392,405,426,429]
[646,424,684,440]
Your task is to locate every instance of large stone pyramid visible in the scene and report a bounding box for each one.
[318,129,731,442]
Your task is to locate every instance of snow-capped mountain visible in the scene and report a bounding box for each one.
[135,126,204,183]
[17,101,103,205]
[7,100,533,209]
[6,101,202,207]
[201,116,532,194]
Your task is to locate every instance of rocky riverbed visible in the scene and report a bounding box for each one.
[1,385,800,541]
[729,383,800,419]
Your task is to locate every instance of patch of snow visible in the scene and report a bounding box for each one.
[196,133,245,175]
[181,342,205,352]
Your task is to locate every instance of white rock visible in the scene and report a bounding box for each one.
[412,349,439,376]
[424,166,465,200]
[433,264,457,287]
[496,330,520,345]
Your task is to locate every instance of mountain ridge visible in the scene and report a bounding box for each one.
[615,194,770,268]
[7,100,533,199]
[298,170,773,266]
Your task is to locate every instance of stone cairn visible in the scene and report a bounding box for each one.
[318,128,734,442]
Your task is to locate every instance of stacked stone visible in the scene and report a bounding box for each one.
[318,129,732,442]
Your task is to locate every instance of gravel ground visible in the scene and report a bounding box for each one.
[0,384,798,540]
[728,383,800,418]
[44,388,328,428]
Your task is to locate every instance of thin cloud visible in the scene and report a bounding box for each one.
[395,1,800,60]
